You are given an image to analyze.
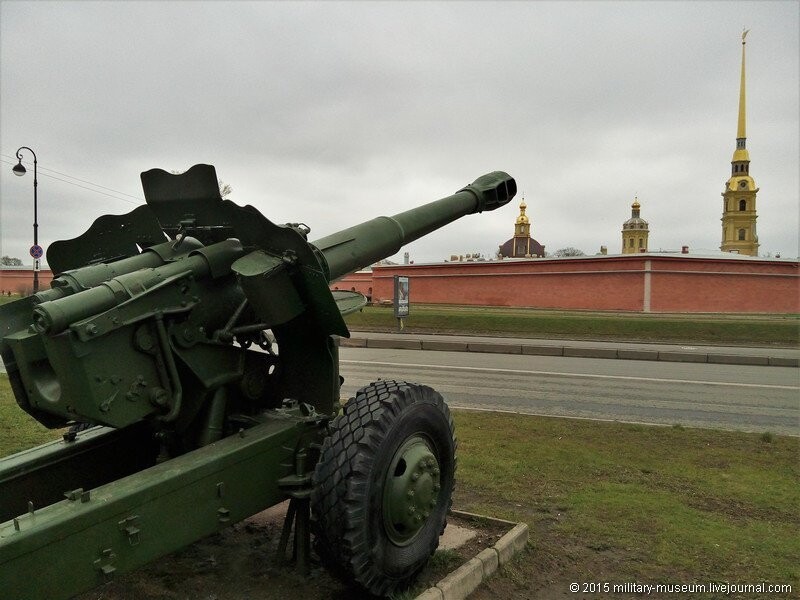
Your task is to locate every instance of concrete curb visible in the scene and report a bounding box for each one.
[342,335,798,367]
[449,509,519,527]
[424,340,469,352]
[770,356,800,367]
[366,338,422,350]
[522,344,564,356]
[564,347,618,359]
[467,342,522,355]
[618,349,660,361]
[708,353,769,366]
[657,351,707,363]
[413,512,529,600]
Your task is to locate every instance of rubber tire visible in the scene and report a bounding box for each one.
[311,380,457,597]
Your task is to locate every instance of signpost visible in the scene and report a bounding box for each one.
[30,244,43,285]
[14,147,41,293]
[393,275,409,330]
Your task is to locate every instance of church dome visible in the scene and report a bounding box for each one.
[622,217,648,230]
[623,197,648,230]
[515,200,529,224]
[499,197,545,258]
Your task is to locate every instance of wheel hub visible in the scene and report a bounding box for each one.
[383,436,441,545]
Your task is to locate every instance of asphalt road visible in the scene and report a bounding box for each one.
[2,341,796,435]
[339,347,800,436]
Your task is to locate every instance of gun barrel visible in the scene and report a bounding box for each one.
[312,171,516,281]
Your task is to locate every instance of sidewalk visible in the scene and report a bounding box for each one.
[340,331,800,367]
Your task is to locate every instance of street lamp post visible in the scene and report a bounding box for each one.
[12,146,40,294]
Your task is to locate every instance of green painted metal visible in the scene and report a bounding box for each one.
[5,239,249,428]
[45,204,168,275]
[383,436,441,545]
[1,165,514,429]
[0,412,324,600]
[0,163,516,599]
[0,424,157,524]
[313,170,517,281]
[332,290,368,316]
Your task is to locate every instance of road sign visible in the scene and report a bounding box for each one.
[393,275,409,319]
[30,244,44,259]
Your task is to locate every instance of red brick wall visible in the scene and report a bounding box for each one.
[0,269,54,296]
[4,257,797,314]
[330,272,374,298]
[648,259,799,313]
[333,256,799,314]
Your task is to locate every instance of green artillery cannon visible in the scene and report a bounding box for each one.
[0,164,516,599]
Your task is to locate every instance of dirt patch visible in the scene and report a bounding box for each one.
[454,494,642,600]
[74,508,510,600]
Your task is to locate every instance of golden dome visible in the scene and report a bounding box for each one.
[515,199,529,224]
[631,197,640,209]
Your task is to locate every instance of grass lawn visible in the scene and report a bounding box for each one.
[0,374,62,455]
[2,374,797,597]
[0,294,20,307]
[454,410,799,598]
[344,304,800,347]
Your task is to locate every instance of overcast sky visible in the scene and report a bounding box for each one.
[1,1,798,269]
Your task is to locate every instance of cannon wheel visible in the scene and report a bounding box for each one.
[311,380,457,596]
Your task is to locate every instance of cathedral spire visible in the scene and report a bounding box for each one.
[731,28,751,168]
[737,28,749,141]
[721,29,759,256]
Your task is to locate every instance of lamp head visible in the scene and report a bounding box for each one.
[12,161,26,176]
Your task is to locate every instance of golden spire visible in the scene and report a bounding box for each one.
[737,28,749,140]
[732,29,750,163]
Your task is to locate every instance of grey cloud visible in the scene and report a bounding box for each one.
[1,1,797,267]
